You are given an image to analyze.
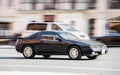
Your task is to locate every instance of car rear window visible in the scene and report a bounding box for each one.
[27,32,39,39]
[27,23,47,31]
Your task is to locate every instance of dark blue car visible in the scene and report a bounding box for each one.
[95,31,120,47]
[16,31,108,60]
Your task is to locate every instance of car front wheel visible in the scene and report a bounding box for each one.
[23,45,35,59]
[68,46,82,60]
[87,55,98,60]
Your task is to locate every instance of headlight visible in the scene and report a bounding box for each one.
[90,45,107,49]
[90,45,98,48]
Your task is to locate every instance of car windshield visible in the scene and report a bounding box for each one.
[60,24,78,31]
[58,32,79,40]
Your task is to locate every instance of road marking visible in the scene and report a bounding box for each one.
[0,71,91,75]
[0,65,120,72]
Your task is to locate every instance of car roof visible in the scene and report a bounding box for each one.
[27,22,64,25]
[33,31,67,34]
[26,31,59,38]
[40,31,66,33]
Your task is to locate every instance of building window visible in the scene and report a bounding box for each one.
[20,0,57,10]
[20,0,37,10]
[88,19,95,36]
[0,0,1,8]
[71,0,75,9]
[44,0,56,10]
[20,0,88,10]
[44,15,55,22]
[109,0,120,9]
[8,0,13,8]
[0,22,11,38]
[58,0,88,10]
[56,0,72,10]
[72,0,89,10]
[0,22,9,30]
[88,0,96,9]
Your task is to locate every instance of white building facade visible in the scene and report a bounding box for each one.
[0,0,120,38]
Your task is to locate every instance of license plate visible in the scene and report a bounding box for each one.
[101,49,106,54]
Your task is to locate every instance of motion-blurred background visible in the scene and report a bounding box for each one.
[0,0,120,45]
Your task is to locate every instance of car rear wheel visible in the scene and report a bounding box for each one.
[23,45,35,59]
[42,55,51,59]
[87,55,98,60]
[68,46,82,60]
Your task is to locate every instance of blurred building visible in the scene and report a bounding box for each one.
[87,0,120,36]
[0,0,120,39]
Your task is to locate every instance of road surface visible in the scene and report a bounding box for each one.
[0,46,120,75]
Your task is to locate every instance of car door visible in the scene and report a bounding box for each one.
[39,32,68,55]
[108,36,120,46]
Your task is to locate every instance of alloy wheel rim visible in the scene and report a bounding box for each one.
[69,48,79,59]
[24,47,32,57]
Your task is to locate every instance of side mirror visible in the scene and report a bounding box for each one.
[56,37,62,42]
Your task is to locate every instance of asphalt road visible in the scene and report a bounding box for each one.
[0,46,120,75]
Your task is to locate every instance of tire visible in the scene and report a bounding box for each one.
[23,45,35,59]
[87,55,98,60]
[42,55,51,59]
[68,46,82,60]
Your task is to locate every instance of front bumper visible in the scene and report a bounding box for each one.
[90,44,108,56]
[91,49,108,56]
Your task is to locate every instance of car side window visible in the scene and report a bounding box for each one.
[27,23,47,31]
[41,32,59,41]
[52,24,62,31]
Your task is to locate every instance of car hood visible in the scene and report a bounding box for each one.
[78,40,105,46]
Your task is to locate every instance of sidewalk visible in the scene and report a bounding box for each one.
[0,45,15,49]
